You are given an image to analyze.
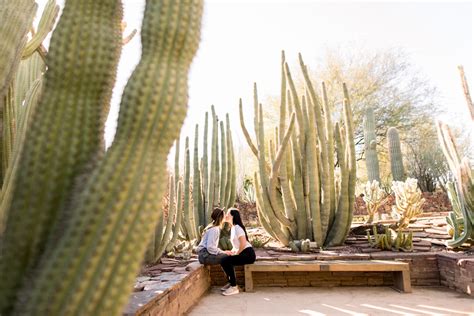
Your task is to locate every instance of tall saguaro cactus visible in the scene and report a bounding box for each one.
[0,0,203,314]
[387,127,405,181]
[240,51,356,247]
[363,107,380,182]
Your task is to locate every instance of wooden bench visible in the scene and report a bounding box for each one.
[244,260,411,293]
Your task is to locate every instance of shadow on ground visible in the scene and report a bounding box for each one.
[188,286,473,316]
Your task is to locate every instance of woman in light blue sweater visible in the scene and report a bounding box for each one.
[196,208,228,265]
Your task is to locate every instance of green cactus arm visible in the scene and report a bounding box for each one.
[342,89,357,239]
[239,98,258,157]
[0,0,123,312]
[299,53,331,241]
[206,106,218,219]
[325,122,350,247]
[302,94,323,244]
[155,175,178,261]
[363,107,381,182]
[0,0,37,101]
[258,103,294,229]
[168,180,184,251]
[193,124,203,226]
[183,137,196,239]
[228,130,237,208]
[269,114,297,227]
[387,127,405,181]
[202,111,208,220]
[10,1,203,314]
[174,136,181,188]
[225,114,234,207]
[22,0,60,59]
[219,120,227,203]
[285,62,306,154]
[254,172,289,244]
[321,81,336,227]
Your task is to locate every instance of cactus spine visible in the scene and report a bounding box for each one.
[240,52,356,248]
[0,0,203,314]
[387,127,405,181]
[363,107,380,182]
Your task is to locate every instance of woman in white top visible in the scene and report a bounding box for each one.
[196,208,228,265]
[220,208,256,296]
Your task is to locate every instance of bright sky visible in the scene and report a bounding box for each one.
[36,0,473,155]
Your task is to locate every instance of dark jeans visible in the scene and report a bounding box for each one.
[198,248,228,265]
[220,247,256,286]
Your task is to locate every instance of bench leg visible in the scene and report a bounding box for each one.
[245,266,254,292]
[393,270,412,293]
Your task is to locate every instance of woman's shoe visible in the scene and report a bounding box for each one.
[220,283,231,291]
[222,286,239,296]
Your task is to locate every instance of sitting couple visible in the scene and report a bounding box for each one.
[196,207,256,296]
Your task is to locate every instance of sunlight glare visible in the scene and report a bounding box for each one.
[361,303,416,315]
[298,309,327,316]
[322,303,368,316]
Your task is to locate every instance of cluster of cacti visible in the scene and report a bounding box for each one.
[240,51,356,248]
[0,0,203,315]
[387,127,406,181]
[363,107,381,182]
[436,67,473,248]
[367,225,413,251]
[391,178,425,230]
[363,180,386,224]
[172,107,237,243]
[289,239,311,252]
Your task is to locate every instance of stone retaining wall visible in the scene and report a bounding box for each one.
[438,253,473,296]
[124,264,210,316]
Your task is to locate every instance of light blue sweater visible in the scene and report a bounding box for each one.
[196,226,225,255]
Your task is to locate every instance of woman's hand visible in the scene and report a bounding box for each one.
[224,250,233,255]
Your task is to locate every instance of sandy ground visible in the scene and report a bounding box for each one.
[188,286,473,316]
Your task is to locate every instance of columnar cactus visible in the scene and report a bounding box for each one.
[391,178,425,230]
[363,107,381,182]
[0,0,203,314]
[363,180,386,224]
[145,176,179,264]
[437,121,473,247]
[387,127,406,181]
[173,107,237,243]
[240,51,356,247]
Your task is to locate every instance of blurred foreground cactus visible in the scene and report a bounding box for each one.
[363,180,386,224]
[0,0,203,314]
[437,66,473,248]
[240,51,356,248]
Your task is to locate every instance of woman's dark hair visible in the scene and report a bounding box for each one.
[210,207,224,227]
[229,208,249,242]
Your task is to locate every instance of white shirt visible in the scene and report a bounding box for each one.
[230,225,251,252]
